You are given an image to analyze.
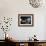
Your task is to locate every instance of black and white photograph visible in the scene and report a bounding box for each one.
[18,14,34,26]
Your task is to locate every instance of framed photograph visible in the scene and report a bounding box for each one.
[18,14,34,26]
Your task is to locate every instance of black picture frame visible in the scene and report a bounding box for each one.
[18,14,34,27]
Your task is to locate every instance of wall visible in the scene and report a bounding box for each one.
[0,0,46,40]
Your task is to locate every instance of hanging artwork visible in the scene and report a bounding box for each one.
[18,14,34,27]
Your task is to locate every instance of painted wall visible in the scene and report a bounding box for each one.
[0,0,46,40]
